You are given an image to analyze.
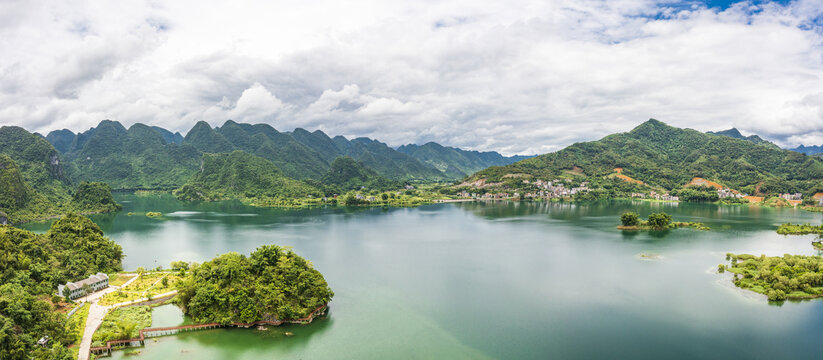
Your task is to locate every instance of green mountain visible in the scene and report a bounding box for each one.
[49,120,449,186]
[0,126,121,223]
[58,121,201,190]
[469,119,823,195]
[45,129,76,153]
[175,151,322,201]
[707,128,778,148]
[151,126,184,144]
[397,142,533,177]
[320,156,401,192]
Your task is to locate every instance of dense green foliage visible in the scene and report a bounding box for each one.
[176,245,333,324]
[617,211,708,231]
[397,142,532,178]
[725,253,823,300]
[0,127,120,223]
[319,156,401,194]
[71,182,121,212]
[470,119,823,195]
[620,212,639,226]
[647,213,672,229]
[0,214,123,359]
[175,151,322,201]
[776,223,823,235]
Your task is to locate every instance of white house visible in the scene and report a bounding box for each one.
[57,272,109,299]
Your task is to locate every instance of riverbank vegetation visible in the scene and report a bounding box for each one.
[777,223,823,235]
[0,213,122,359]
[618,212,710,230]
[176,245,333,324]
[723,253,823,301]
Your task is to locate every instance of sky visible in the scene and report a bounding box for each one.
[1,0,823,155]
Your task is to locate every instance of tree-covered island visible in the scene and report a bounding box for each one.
[776,223,823,235]
[618,211,710,230]
[722,253,823,301]
[175,245,333,324]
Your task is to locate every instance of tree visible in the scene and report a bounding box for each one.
[381,193,388,201]
[647,212,672,230]
[136,267,145,277]
[161,276,169,288]
[620,212,639,226]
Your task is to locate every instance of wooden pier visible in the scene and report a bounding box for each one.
[89,304,328,357]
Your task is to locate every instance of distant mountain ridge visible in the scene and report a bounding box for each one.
[397,142,533,177]
[44,120,524,189]
[706,128,778,148]
[790,144,823,155]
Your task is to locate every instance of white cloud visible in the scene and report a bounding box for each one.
[0,0,822,154]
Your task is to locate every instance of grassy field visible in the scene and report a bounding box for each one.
[108,273,136,287]
[100,272,179,306]
[92,306,152,346]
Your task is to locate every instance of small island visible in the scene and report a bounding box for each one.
[618,212,710,231]
[776,223,823,235]
[176,245,334,324]
[721,253,823,301]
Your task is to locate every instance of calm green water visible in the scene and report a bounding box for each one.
[24,196,823,359]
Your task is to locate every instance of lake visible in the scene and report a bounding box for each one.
[25,195,823,359]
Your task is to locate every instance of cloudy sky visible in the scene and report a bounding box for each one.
[1,0,822,155]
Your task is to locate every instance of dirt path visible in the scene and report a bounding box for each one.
[76,274,139,360]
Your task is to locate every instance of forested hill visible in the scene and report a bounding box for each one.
[397,142,532,177]
[174,151,322,202]
[46,120,452,188]
[0,126,120,223]
[468,119,823,195]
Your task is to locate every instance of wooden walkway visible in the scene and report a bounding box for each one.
[89,304,328,357]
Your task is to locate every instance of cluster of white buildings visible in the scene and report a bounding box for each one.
[57,272,109,300]
[525,179,590,198]
[631,191,680,201]
[718,188,744,199]
[780,193,803,201]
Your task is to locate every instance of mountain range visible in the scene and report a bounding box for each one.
[469,119,823,195]
[706,128,778,148]
[41,120,530,189]
[789,144,823,155]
